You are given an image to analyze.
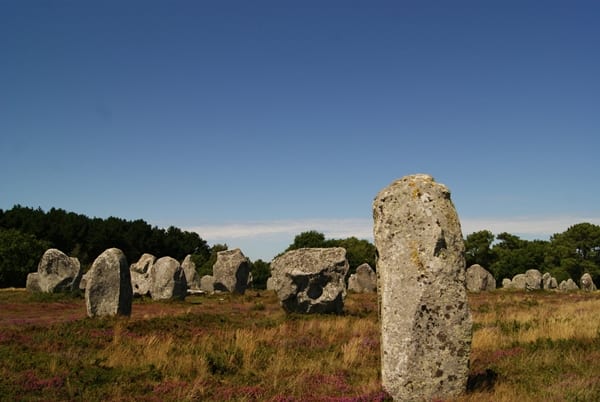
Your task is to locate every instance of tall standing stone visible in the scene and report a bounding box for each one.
[347,263,377,293]
[373,174,472,401]
[85,248,132,317]
[182,254,201,289]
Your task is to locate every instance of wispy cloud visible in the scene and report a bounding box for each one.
[186,218,373,241]
[184,215,600,261]
[187,215,600,242]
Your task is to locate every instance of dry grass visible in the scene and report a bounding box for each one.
[1,289,600,401]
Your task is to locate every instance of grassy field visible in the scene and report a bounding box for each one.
[0,288,599,401]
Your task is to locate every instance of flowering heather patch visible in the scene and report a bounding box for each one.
[18,369,65,392]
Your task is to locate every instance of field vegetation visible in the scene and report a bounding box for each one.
[1,289,599,401]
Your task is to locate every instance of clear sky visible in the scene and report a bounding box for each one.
[2,1,599,261]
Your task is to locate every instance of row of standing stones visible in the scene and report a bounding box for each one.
[466,264,597,293]
[26,245,379,317]
[23,174,598,401]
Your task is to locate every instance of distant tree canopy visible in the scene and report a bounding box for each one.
[2,205,599,290]
[464,223,600,286]
[0,228,51,287]
[285,230,377,275]
[0,205,211,287]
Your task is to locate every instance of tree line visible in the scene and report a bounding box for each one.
[464,223,600,286]
[1,205,598,289]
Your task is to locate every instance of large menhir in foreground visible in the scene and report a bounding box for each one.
[373,174,472,401]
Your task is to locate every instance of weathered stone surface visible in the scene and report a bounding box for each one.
[182,255,201,289]
[373,174,472,401]
[130,254,156,297]
[559,278,579,291]
[131,270,151,297]
[270,247,349,314]
[79,271,89,291]
[266,276,276,291]
[542,272,558,290]
[347,263,377,293]
[213,249,251,294]
[580,273,597,292]
[511,274,527,289]
[525,269,542,290]
[85,248,132,317]
[465,264,496,292]
[31,248,82,293]
[130,253,156,273]
[502,278,512,288]
[200,275,215,293]
[26,272,42,292]
[150,256,187,300]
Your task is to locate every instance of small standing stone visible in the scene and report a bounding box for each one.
[182,255,201,289]
[200,275,215,293]
[85,248,132,317]
[465,264,496,292]
[373,174,472,401]
[580,273,597,292]
[559,278,579,291]
[347,263,377,293]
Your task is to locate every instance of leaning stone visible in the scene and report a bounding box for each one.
[182,255,201,289]
[130,253,156,273]
[150,256,187,300]
[347,263,377,293]
[35,248,82,293]
[465,264,496,292]
[85,248,132,317]
[213,249,251,294]
[373,174,472,401]
[200,275,215,293]
[270,247,349,314]
[580,273,597,292]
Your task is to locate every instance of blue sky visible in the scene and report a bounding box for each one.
[2,1,599,261]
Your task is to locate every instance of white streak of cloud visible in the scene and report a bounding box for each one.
[186,218,373,241]
[184,216,600,261]
[187,215,600,242]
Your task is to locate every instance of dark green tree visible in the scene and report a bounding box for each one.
[249,259,271,290]
[549,223,600,284]
[197,244,228,277]
[286,230,327,250]
[0,228,51,287]
[490,235,550,284]
[464,230,496,268]
[328,236,377,275]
